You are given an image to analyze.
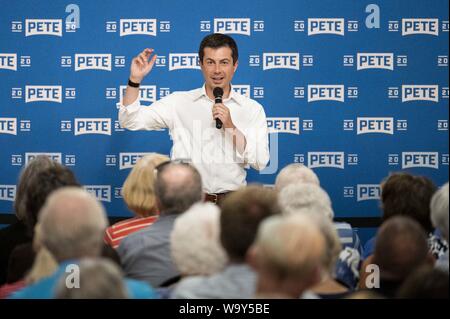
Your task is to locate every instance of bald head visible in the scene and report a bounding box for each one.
[155,163,203,213]
[39,187,107,262]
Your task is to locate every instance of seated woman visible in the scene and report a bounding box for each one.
[105,153,170,249]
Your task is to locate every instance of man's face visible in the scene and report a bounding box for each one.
[200,46,238,95]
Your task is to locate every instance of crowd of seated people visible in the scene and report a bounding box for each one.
[0,155,448,299]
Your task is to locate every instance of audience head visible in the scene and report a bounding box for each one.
[381,172,437,233]
[220,185,281,263]
[249,214,326,297]
[278,183,334,220]
[275,163,320,192]
[373,216,431,282]
[23,164,80,236]
[39,187,108,262]
[55,258,128,299]
[397,265,449,299]
[14,155,56,221]
[122,153,170,216]
[171,202,227,276]
[430,182,449,241]
[154,162,203,213]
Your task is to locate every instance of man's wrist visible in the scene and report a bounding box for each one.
[129,76,143,85]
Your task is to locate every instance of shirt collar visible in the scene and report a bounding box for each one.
[192,84,243,106]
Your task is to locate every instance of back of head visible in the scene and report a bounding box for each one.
[397,265,449,299]
[278,183,334,220]
[275,164,320,192]
[374,216,429,281]
[23,164,80,236]
[253,214,326,284]
[55,258,128,299]
[199,33,238,64]
[430,182,449,241]
[220,185,281,262]
[14,155,56,221]
[154,163,203,213]
[381,172,437,233]
[122,153,170,216]
[39,187,107,262]
[171,202,227,276]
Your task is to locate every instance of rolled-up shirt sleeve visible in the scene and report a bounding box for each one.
[235,105,270,171]
[118,96,173,131]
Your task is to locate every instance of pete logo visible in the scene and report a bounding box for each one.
[119,152,153,170]
[357,117,394,135]
[25,19,63,36]
[402,85,439,102]
[75,54,111,71]
[0,185,16,201]
[308,18,345,35]
[0,54,16,70]
[84,185,111,202]
[402,19,439,36]
[120,85,156,103]
[120,19,157,36]
[169,53,200,71]
[214,18,250,35]
[0,118,17,135]
[74,118,111,136]
[25,152,62,165]
[25,86,62,103]
[267,118,300,134]
[232,85,251,98]
[403,152,439,169]
[357,53,393,70]
[308,152,345,169]
[357,184,381,201]
[263,53,299,70]
[308,85,344,102]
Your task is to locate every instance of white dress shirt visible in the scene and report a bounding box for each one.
[118,85,269,193]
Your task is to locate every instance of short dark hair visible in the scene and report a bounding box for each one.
[381,172,437,233]
[24,164,80,236]
[220,185,281,262]
[154,163,203,213]
[374,216,429,281]
[198,33,238,64]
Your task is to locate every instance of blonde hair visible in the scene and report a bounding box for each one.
[122,153,170,217]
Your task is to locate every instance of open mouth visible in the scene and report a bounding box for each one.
[212,77,224,84]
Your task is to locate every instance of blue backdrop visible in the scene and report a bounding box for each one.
[0,0,448,234]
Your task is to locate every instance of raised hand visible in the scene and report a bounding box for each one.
[130,48,157,83]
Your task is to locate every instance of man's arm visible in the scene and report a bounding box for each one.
[213,103,270,170]
[213,103,246,154]
[119,49,173,131]
[123,48,157,106]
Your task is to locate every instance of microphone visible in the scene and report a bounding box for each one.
[213,87,223,129]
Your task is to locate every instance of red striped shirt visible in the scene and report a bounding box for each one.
[0,280,26,299]
[104,216,158,249]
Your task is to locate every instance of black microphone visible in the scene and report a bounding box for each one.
[213,87,223,129]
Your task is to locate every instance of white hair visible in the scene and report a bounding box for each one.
[278,183,334,220]
[275,164,320,191]
[171,202,227,276]
[430,182,449,241]
[39,187,108,262]
[254,214,326,281]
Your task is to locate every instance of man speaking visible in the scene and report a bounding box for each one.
[118,34,269,203]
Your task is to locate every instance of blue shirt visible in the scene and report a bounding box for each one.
[10,261,157,299]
